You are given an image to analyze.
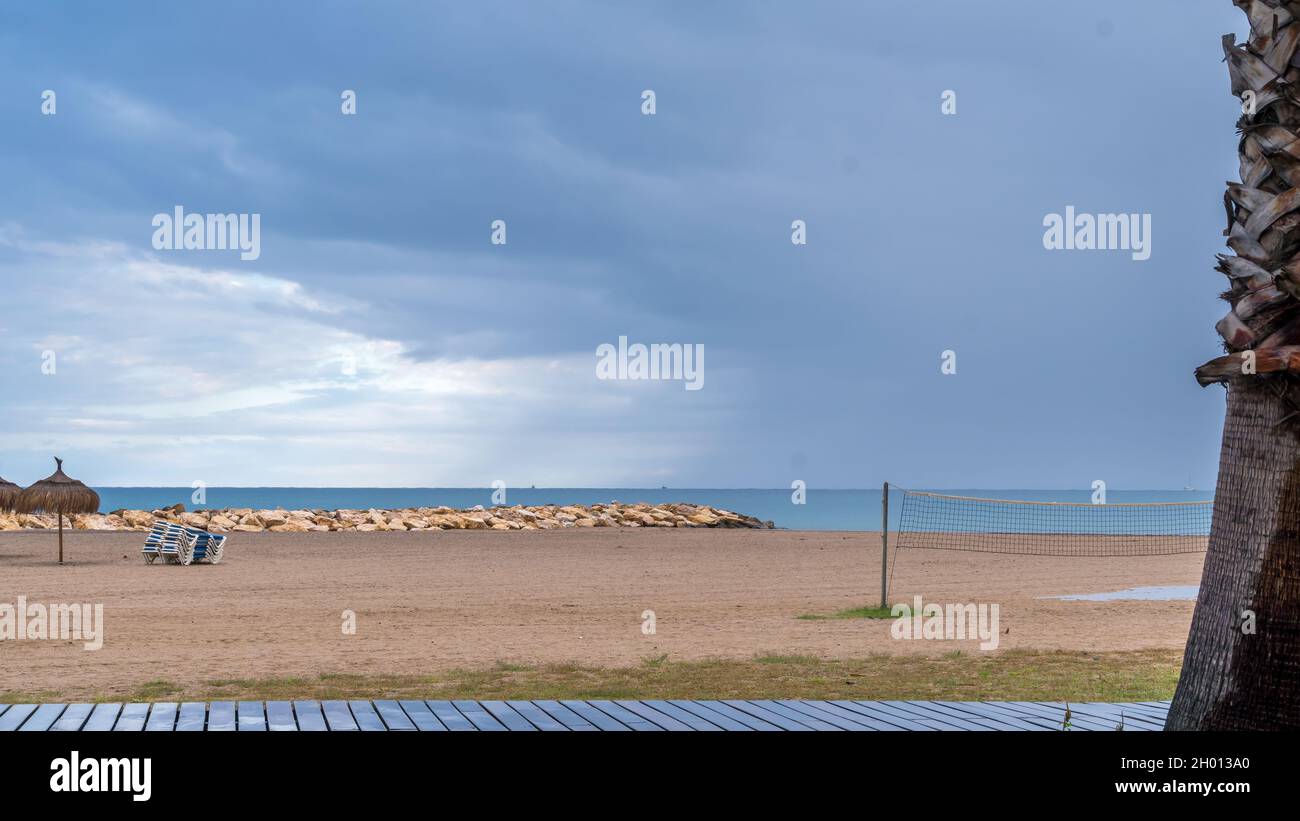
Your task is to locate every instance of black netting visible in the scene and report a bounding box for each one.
[894,491,1211,557]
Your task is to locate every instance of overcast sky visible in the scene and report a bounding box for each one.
[0,1,1250,488]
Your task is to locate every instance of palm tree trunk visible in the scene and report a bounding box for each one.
[1167,378,1300,729]
[1172,4,1300,730]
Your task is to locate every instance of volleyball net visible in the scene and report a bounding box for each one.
[893,490,1212,557]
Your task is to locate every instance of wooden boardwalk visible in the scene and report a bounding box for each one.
[0,699,1170,731]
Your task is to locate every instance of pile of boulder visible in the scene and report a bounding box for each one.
[0,502,774,533]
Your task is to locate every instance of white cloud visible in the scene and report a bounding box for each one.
[0,234,739,485]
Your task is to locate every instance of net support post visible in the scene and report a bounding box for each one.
[880,481,889,609]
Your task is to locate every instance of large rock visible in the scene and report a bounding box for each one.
[121,510,155,529]
[1,502,773,532]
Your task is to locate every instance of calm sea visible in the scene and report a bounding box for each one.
[90,488,1212,531]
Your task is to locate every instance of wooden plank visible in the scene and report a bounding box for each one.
[0,705,8,719]
[1111,702,1172,721]
[584,700,663,731]
[207,701,236,732]
[782,700,899,731]
[1039,701,1162,729]
[640,700,725,731]
[851,700,962,731]
[831,700,931,731]
[876,701,991,731]
[236,701,266,731]
[1070,705,1157,730]
[176,702,207,732]
[349,700,387,731]
[18,704,66,732]
[82,703,122,732]
[266,701,298,731]
[1100,707,1166,730]
[558,700,633,731]
[669,700,764,731]
[144,703,177,731]
[949,701,1081,730]
[1036,701,1120,724]
[690,700,786,731]
[898,701,1017,731]
[397,700,446,731]
[1046,701,1115,716]
[1052,702,1163,730]
[114,703,149,731]
[505,700,568,731]
[426,701,477,731]
[1094,702,1168,722]
[1000,701,1116,730]
[0,704,38,731]
[292,701,328,732]
[451,700,508,731]
[480,701,540,732]
[720,700,816,731]
[373,700,417,731]
[321,700,359,731]
[1100,701,1169,720]
[51,703,94,732]
[780,700,892,731]
[926,701,1052,731]
[480,701,538,731]
[531,700,598,731]
[744,700,841,731]
[988,701,1118,731]
[613,700,697,731]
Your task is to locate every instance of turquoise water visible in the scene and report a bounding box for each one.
[90,488,1213,532]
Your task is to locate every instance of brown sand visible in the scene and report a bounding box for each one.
[0,529,1204,696]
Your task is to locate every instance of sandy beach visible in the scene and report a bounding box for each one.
[0,528,1205,699]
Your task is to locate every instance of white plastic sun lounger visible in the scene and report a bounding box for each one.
[186,528,226,565]
[142,521,187,564]
[142,521,227,565]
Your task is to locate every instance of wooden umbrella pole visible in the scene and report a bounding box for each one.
[58,513,64,564]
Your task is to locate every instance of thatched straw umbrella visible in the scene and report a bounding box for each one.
[0,473,20,512]
[15,457,101,564]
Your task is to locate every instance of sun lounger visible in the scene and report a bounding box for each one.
[186,529,226,565]
[142,521,227,565]
[141,522,188,564]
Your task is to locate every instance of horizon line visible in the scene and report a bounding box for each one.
[86,485,1215,492]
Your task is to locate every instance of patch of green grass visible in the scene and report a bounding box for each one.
[754,653,821,664]
[0,649,1184,703]
[491,661,529,672]
[798,604,897,620]
[131,680,181,700]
